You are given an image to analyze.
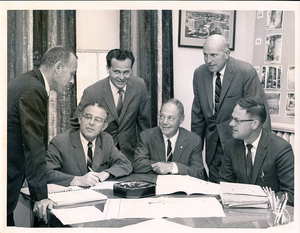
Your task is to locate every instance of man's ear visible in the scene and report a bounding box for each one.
[180,115,185,125]
[54,61,63,74]
[252,120,260,130]
[78,114,82,126]
[102,122,108,131]
[106,65,109,74]
[225,49,230,59]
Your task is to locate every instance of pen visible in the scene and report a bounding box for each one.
[88,166,94,172]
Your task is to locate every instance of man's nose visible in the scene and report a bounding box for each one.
[119,73,125,80]
[89,118,95,125]
[207,56,213,63]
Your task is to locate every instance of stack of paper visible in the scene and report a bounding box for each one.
[220,182,268,208]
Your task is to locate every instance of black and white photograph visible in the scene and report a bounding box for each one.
[262,65,282,89]
[266,10,284,30]
[264,34,283,63]
[287,65,295,90]
[286,92,295,117]
[266,92,281,116]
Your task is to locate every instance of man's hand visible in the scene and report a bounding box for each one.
[151,162,173,175]
[96,171,110,182]
[69,172,99,187]
[33,198,54,224]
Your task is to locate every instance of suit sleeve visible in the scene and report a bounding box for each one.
[133,131,157,174]
[191,71,206,148]
[19,87,48,201]
[242,67,271,131]
[275,144,294,206]
[137,81,151,133]
[219,142,237,183]
[175,136,206,179]
[46,139,76,187]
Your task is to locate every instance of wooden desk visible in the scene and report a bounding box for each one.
[20,173,294,228]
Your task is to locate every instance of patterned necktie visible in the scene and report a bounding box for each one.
[215,72,222,115]
[166,139,173,162]
[246,144,253,183]
[117,89,124,116]
[87,142,93,169]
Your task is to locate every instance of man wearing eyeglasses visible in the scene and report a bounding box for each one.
[219,97,294,206]
[133,98,206,179]
[45,102,133,187]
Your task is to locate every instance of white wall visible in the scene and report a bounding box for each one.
[173,11,256,130]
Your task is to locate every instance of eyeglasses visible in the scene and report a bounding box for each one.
[230,117,255,125]
[159,114,176,123]
[81,113,104,124]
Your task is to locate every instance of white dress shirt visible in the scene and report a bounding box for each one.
[40,69,50,97]
[244,130,262,165]
[109,80,127,108]
[163,130,179,174]
[79,132,96,164]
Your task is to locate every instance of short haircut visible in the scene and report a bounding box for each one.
[106,49,135,68]
[161,98,185,117]
[40,46,77,68]
[81,102,109,121]
[237,97,267,124]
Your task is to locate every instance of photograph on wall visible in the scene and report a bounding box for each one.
[264,34,282,63]
[261,65,282,89]
[266,11,284,30]
[178,10,236,49]
[286,92,295,117]
[265,92,280,116]
[287,65,295,90]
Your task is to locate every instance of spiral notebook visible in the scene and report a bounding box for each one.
[21,183,107,209]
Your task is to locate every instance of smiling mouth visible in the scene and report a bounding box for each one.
[86,128,94,131]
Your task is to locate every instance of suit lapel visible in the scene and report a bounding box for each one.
[119,78,134,122]
[219,60,234,106]
[102,78,119,122]
[71,130,89,175]
[154,129,166,162]
[173,128,186,162]
[204,72,213,113]
[252,130,268,184]
[91,134,104,172]
[32,68,46,88]
[236,141,249,183]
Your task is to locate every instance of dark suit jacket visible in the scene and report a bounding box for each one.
[7,68,48,215]
[133,127,205,179]
[46,129,133,186]
[219,129,294,206]
[69,76,150,163]
[191,57,271,166]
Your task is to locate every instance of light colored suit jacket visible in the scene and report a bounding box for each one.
[46,129,133,186]
[191,57,271,166]
[70,76,151,163]
[219,129,294,206]
[133,127,205,179]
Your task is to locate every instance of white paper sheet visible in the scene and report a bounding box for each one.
[103,197,225,219]
[51,206,105,225]
[90,181,119,190]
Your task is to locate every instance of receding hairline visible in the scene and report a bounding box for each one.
[204,34,229,51]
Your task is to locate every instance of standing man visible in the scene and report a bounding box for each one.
[70,49,150,163]
[134,98,205,179]
[7,46,78,225]
[219,98,294,206]
[191,34,271,183]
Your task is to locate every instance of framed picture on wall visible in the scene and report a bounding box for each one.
[178,10,236,50]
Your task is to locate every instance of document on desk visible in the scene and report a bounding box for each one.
[90,181,119,190]
[103,197,225,219]
[156,175,220,195]
[51,206,105,225]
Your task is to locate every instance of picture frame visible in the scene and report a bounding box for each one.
[178,10,236,50]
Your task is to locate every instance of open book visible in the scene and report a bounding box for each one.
[156,175,220,196]
[21,183,107,209]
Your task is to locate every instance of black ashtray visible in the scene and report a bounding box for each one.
[113,180,156,198]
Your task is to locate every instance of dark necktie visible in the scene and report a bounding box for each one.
[215,72,222,115]
[166,139,173,162]
[87,142,93,169]
[117,89,124,116]
[246,144,253,183]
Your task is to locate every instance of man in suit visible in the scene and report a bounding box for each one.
[133,98,205,179]
[70,49,150,163]
[46,103,133,187]
[219,97,294,206]
[191,34,271,183]
[7,46,78,225]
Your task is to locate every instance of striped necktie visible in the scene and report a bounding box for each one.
[215,72,221,115]
[117,88,124,116]
[166,139,173,162]
[246,144,253,183]
[87,142,93,169]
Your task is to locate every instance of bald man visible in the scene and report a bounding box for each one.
[191,34,271,183]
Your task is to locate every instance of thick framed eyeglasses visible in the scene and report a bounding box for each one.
[159,114,176,123]
[230,117,255,125]
[82,114,104,124]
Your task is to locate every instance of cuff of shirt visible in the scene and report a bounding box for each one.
[171,162,178,174]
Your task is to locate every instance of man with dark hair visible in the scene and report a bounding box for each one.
[70,49,150,163]
[191,34,271,183]
[46,102,132,186]
[7,46,78,225]
[133,98,205,179]
[219,97,294,206]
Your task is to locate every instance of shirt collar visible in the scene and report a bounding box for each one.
[79,131,96,147]
[109,79,127,95]
[244,129,262,150]
[163,129,180,145]
[39,69,50,96]
[215,65,226,77]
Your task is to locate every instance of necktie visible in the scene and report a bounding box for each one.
[215,72,222,115]
[117,89,124,116]
[166,139,173,162]
[87,142,93,169]
[246,144,253,183]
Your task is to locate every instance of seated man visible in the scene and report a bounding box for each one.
[46,102,133,187]
[133,98,206,179]
[219,97,294,206]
